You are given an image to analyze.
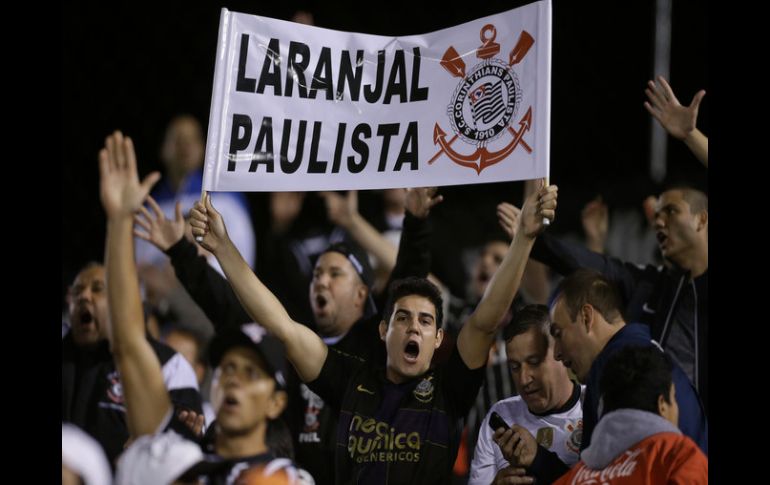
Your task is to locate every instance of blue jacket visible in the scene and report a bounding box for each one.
[582,323,707,455]
[532,233,708,416]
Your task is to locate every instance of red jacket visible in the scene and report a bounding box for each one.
[555,432,707,485]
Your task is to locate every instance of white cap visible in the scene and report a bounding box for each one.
[114,430,203,485]
[61,423,113,485]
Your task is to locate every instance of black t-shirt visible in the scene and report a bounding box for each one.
[61,335,203,466]
[286,317,386,485]
[307,345,484,485]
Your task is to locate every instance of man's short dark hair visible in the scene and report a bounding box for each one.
[600,345,673,416]
[662,185,708,214]
[383,277,443,330]
[67,261,104,300]
[502,304,551,347]
[70,261,103,282]
[554,269,623,323]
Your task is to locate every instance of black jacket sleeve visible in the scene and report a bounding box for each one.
[530,232,649,304]
[374,212,432,309]
[527,445,570,484]
[165,238,250,331]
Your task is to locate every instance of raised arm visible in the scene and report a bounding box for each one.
[497,198,550,305]
[387,187,443,283]
[134,195,185,251]
[457,182,558,369]
[581,196,608,254]
[320,187,443,283]
[99,131,170,437]
[135,195,249,330]
[320,190,398,270]
[644,75,708,167]
[190,194,328,382]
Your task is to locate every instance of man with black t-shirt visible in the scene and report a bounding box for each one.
[137,186,439,484]
[189,178,558,484]
[62,262,203,465]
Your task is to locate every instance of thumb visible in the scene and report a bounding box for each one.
[691,90,706,110]
[174,201,183,223]
[527,183,542,205]
[204,192,217,216]
[140,171,161,195]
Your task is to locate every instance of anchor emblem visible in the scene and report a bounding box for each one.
[429,25,535,174]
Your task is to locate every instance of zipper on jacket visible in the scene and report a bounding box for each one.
[659,274,685,346]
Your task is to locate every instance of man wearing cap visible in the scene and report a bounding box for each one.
[189,179,558,484]
[99,131,311,484]
[139,187,439,484]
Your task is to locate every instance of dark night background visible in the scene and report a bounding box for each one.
[62,0,708,300]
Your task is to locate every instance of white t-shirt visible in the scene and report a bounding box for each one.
[468,385,585,485]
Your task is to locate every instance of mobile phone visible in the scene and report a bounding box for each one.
[488,411,510,432]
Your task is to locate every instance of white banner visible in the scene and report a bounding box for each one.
[203,0,551,192]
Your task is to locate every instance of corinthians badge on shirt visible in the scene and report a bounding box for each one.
[565,419,583,453]
[413,377,435,403]
[106,370,124,404]
[536,427,554,449]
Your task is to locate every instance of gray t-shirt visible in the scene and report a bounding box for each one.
[666,282,696,386]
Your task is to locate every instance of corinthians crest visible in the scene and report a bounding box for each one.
[429,25,535,174]
[413,377,435,403]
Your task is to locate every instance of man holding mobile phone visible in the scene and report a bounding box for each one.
[469,305,584,485]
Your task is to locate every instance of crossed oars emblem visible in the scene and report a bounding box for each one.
[429,25,535,174]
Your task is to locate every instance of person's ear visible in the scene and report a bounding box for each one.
[379,320,388,342]
[581,304,594,333]
[696,210,708,232]
[356,285,367,309]
[434,328,444,348]
[267,390,288,419]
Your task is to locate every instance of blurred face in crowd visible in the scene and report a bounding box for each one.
[471,241,508,300]
[162,116,204,176]
[654,189,707,267]
[380,295,443,383]
[68,264,110,348]
[164,329,206,385]
[310,252,368,337]
[211,347,286,437]
[383,188,407,211]
[506,327,573,414]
